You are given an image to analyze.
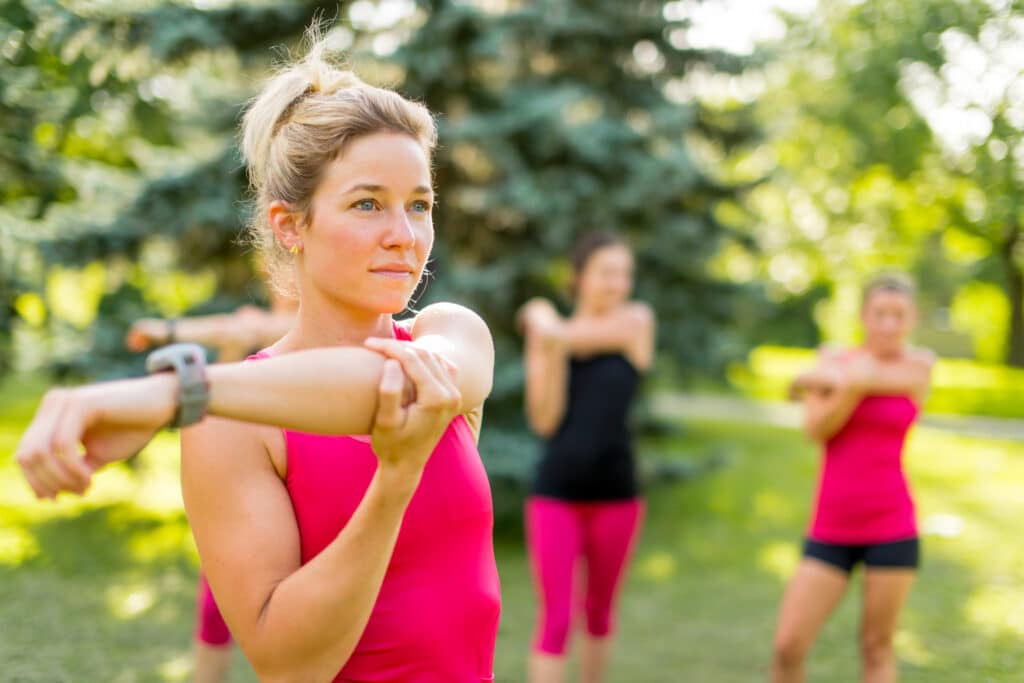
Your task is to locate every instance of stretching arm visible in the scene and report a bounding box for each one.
[15,305,493,497]
[126,308,294,360]
[563,302,655,370]
[518,299,569,438]
[802,377,863,442]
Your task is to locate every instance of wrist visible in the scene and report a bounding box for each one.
[145,343,210,428]
[373,462,424,503]
[83,374,178,429]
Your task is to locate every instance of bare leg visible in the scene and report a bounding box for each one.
[771,558,850,683]
[579,633,613,683]
[529,652,568,683]
[860,569,915,683]
[193,641,232,683]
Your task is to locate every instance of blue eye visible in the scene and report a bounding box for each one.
[411,200,431,213]
[354,199,378,211]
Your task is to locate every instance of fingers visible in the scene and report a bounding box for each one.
[363,339,461,414]
[49,405,93,485]
[125,329,149,352]
[374,359,407,431]
[364,338,459,381]
[14,390,92,499]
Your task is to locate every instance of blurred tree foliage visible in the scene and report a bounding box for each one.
[1,0,762,478]
[741,0,1024,364]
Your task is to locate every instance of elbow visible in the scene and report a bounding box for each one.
[250,653,339,683]
[803,420,834,443]
[527,413,559,439]
[249,656,292,683]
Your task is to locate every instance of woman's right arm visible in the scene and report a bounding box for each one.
[183,356,457,682]
[798,360,863,442]
[126,308,294,360]
[518,299,569,438]
[14,346,439,499]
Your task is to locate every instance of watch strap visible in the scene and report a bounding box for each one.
[145,343,210,428]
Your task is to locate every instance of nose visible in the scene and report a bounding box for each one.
[382,207,416,249]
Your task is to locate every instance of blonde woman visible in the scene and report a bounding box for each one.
[16,31,499,683]
[771,274,934,683]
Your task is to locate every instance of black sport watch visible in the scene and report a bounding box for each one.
[145,343,210,428]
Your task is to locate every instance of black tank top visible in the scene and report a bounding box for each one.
[532,353,641,500]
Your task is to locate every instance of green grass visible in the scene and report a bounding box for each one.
[2,377,1024,681]
[730,345,1024,419]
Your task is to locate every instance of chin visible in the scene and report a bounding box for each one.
[373,296,414,315]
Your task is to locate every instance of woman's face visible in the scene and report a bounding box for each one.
[299,131,433,314]
[576,243,634,313]
[861,288,916,354]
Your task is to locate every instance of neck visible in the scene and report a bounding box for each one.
[273,289,395,353]
[862,341,906,362]
[574,299,613,318]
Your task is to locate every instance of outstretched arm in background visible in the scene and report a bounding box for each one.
[126,306,295,361]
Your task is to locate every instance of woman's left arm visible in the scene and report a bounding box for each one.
[563,302,655,371]
[849,349,936,403]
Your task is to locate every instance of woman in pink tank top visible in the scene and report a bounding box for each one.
[770,273,935,683]
[14,27,500,683]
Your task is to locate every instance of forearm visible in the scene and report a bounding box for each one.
[172,315,239,347]
[563,317,631,356]
[207,347,387,434]
[805,387,862,441]
[250,313,294,347]
[524,334,567,437]
[246,466,420,681]
[859,362,929,398]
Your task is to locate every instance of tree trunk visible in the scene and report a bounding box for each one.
[1004,224,1024,367]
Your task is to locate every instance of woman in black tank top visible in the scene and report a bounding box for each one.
[518,232,655,683]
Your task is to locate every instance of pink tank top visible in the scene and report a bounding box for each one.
[253,322,501,682]
[809,395,920,544]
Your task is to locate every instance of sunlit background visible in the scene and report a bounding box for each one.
[2,1,1023,681]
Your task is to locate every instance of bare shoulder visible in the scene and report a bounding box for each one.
[909,348,937,374]
[181,417,285,481]
[620,301,655,327]
[411,302,493,343]
[816,342,847,360]
[906,346,937,368]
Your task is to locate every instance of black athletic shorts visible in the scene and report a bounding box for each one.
[803,537,920,573]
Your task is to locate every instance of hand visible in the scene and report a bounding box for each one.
[14,377,176,499]
[516,298,565,345]
[791,364,846,398]
[126,318,171,352]
[843,352,877,393]
[363,340,462,476]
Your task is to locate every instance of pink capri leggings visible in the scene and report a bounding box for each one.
[195,572,232,647]
[525,496,644,656]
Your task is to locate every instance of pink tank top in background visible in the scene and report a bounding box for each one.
[252,322,501,682]
[809,395,920,545]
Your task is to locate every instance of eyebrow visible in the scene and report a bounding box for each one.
[342,183,433,196]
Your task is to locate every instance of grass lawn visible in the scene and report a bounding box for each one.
[2,377,1023,682]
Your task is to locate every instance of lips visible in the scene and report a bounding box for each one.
[370,263,415,279]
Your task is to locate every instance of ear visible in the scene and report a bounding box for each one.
[268,200,304,251]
